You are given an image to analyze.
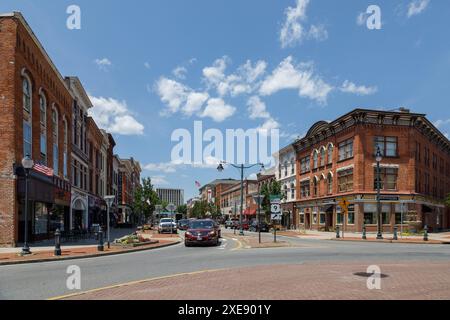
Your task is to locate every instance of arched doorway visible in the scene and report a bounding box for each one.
[71,198,88,230]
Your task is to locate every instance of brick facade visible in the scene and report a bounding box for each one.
[293,109,450,233]
[0,13,73,246]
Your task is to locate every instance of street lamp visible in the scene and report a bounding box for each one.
[104,195,116,249]
[375,146,383,240]
[21,154,34,256]
[217,161,265,236]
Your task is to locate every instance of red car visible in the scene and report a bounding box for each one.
[185,219,220,247]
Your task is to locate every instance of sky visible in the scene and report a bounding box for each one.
[2,0,450,201]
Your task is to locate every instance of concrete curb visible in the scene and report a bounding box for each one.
[0,240,181,266]
[330,238,450,245]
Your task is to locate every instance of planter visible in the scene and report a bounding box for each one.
[407,221,423,234]
[112,240,159,248]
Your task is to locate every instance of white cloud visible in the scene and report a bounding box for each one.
[203,56,228,87]
[407,0,430,18]
[94,58,112,71]
[151,175,169,186]
[200,98,236,122]
[340,80,378,96]
[259,56,333,104]
[173,66,187,79]
[280,0,328,48]
[144,162,179,173]
[156,77,189,114]
[247,96,271,120]
[184,92,209,116]
[88,95,144,135]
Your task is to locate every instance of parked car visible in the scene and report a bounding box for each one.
[225,219,237,229]
[249,221,270,232]
[177,219,190,231]
[185,219,220,247]
[158,218,178,234]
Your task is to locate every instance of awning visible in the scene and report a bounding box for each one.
[244,209,257,215]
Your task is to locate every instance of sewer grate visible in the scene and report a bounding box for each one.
[353,272,389,278]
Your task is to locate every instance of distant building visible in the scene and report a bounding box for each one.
[118,157,141,223]
[156,188,185,207]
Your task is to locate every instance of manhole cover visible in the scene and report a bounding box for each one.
[353,272,389,278]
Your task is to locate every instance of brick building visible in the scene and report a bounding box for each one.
[117,157,141,224]
[220,180,258,220]
[0,12,73,246]
[293,108,450,233]
[199,179,239,212]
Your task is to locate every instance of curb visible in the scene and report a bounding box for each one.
[0,240,181,266]
[330,238,450,245]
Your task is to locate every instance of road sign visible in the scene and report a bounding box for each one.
[270,195,281,204]
[271,203,281,214]
[338,198,350,214]
[166,203,176,212]
[271,213,282,221]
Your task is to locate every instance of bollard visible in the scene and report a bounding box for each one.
[423,225,429,242]
[98,226,104,251]
[393,226,398,241]
[336,225,340,239]
[54,228,62,256]
[362,224,367,240]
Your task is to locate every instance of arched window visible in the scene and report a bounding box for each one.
[291,159,295,175]
[313,150,318,169]
[284,184,288,199]
[22,75,32,157]
[52,107,59,175]
[327,173,333,194]
[284,161,288,177]
[63,118,68,179]
[327,144,334,164]
[320,147,326,167]
[313,177,318,196]
[39,93,47,164]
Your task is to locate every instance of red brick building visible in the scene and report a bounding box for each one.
[294,108,450,233]
[0,12,73,246]
[117,157,141,224]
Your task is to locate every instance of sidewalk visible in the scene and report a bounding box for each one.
[277,229,450,244]
[0,228,181,266]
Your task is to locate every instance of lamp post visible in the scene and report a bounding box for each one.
[104,195,115,249]
[217,162,264,236]
[376,146,383,240]
[21,155,34,256]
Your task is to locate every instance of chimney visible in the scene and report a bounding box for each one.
[399,107,410,113]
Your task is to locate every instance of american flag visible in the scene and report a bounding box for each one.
[195,181,201,188]
[33,163,54,177]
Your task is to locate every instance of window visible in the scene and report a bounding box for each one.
[299,213,305,224]
[52,109,59,175]
[39,94,46,125]
[338,169,353,192]
[63,119,68,179]
[327,173,333,194]
[364,204,377,225]
[432,153,437,170]
[313,151,318,169]
[382,204,391,225]
[395,203,406,225]
[34,202,48,235]
[23,77,31,113]
[319,213,326,224]
[300,180,310,198]
[290,183,295,199]
[23,121,32,157]
[300,156,310,174]
[291,160,295,175]
[347,205,355,225]
[424,147,430,166]
[327,144,333,164]
[338,139,353,161]
[415,142,421,162]
[374,136,398,157]
[374,168,398,191]
[313,177,318,196]
[284,161,288,177]
[320,148,326,167]
[337,211,343,224]
[39,94,47,164]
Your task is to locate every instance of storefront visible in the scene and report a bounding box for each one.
[70,190,88,231]
[88,195,107,229]
[17,169,70,243]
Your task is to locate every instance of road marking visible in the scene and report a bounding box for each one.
[47,268,227,300]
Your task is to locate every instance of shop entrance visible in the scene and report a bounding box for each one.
[72,198,87,230]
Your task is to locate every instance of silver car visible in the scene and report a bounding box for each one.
[158,218,178,234]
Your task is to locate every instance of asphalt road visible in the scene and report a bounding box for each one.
[1,230,449,300]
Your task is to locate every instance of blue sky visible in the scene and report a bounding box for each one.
[2,0,450,200]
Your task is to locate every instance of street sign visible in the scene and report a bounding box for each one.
[271,213,282,221]
[166,203,176,212]
[271,203,281,214]
[338,198,350,214]
[270,195,281,204]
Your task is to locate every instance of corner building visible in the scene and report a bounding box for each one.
[294,108,450,233]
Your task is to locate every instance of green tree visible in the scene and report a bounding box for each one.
[133,177,160,224]
[446,194,450,207]
[260,180,283,222]
[177,204,188,217]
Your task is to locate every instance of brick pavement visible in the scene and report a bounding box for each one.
[62,262,450,300]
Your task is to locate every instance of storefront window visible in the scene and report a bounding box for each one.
[395,203,406,224]
[364,203,377,225]
[299,213,305,224]
[337,211,343,224]
[313,213,318,224]
[382,204,391,225]
[347,204,355,225]
[49,205,65,232]
[319,213,326,224]
[34,202,48,235]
